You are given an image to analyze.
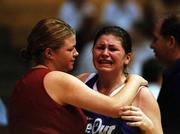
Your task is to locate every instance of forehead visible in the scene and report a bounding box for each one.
[153,22,161,36]
[154,18,163,33]
[96,34,122,44]
[64,35,75,42]
[62,35,76,47]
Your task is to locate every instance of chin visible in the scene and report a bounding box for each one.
[69,67,74,71]
[98,68,112,72]
[65,67,74,73]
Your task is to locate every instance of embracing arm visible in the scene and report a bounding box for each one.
[44,71,147,117]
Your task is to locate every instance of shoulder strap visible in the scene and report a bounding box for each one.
[85,74,98,89]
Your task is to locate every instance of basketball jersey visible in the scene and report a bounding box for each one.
[84,73,141,134]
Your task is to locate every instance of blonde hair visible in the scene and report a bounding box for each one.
[21,18,75,64]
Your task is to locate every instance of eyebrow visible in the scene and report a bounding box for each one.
[96,43,120,46]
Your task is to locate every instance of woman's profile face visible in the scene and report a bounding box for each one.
[50,35,79,72]
[92,34,131,73]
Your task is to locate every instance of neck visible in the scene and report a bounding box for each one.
[97,72,126,95]
[168,47,180,66]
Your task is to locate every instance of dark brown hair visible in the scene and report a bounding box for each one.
[160,11,180,45]
[93,26,132,54]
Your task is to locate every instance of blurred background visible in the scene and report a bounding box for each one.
[0,0,179,133]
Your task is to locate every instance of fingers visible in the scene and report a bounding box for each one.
[120,105,138,110]
[120,106,153,131]
[121,115,142,122]
[126,121,143,127]
[120,106,141,113]
[120,106,143,122]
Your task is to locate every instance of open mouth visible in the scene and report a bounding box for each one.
[99,60,113,65]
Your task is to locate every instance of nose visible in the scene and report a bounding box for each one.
[102,48,109,56]
[73,49,79,57]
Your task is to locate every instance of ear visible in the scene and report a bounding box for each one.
[44,48,54,59]
[124,53,132,65]
[167,36,176,49]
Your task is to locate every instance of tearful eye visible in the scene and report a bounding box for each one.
[109,48,118,51]
[97,47,105,50]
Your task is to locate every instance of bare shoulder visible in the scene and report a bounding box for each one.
[77,73,90,82]
[135,86,162,133]
[43,71,86,105]
[134,86,159,112]
[44,71,80,85]
[45,71,76,78]
[139,86,155,99]
[43,71,70,105]
[43,71,70,86]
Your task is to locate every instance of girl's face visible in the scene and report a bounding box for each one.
[50,35,78,72]
[92,34,131,73]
